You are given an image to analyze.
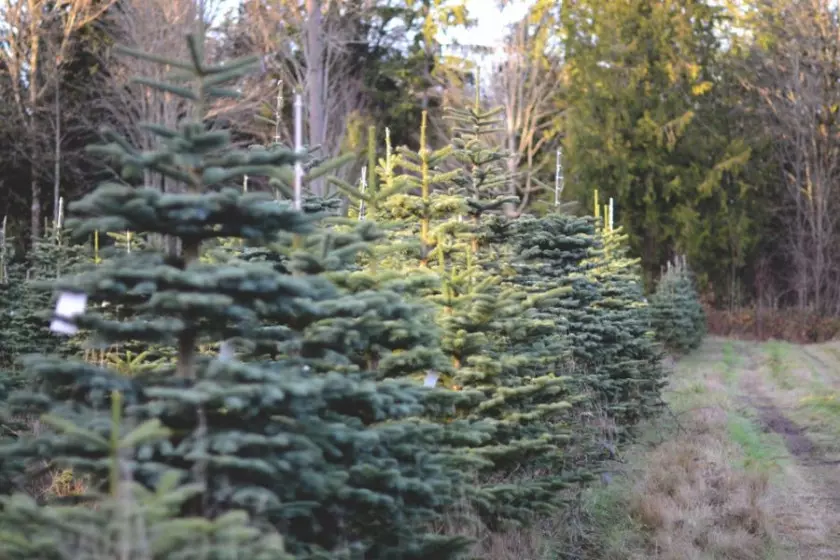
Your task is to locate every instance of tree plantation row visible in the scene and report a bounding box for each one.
[0,34,707,558]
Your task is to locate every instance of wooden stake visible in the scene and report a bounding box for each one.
[594,189,600,220]
[274,80,283,145]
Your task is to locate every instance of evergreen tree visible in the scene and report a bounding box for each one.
[650,256,706,353]
[0,33,476,559]
[1,217,91,367]
[354,97,591,526]
[561,0,744,286]
[585,196,665,429]
[0,217,24,372]
[0,391,290,559]
[507,213,608,462]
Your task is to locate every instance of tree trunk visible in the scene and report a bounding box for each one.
[31,174,41,243]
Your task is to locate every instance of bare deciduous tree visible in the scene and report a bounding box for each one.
[489,0,563,212]
[236,0,373,195]
[88,0,249,253]
[0,0,116,241]
[743,0,840,313]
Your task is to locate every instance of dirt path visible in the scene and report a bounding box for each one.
[735,342,840,558]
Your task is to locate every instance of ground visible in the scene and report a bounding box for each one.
[454,336,840,559]
[584,337,840,559]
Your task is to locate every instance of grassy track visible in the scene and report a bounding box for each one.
[459,337,840,559]
[578,337,840,559]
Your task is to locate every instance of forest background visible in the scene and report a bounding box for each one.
[1,0,836,337]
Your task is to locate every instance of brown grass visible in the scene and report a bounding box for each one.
[443,416,780,560]
[626,429,773,559]
[706,307,840,343]
[441,340,829,560]
[46,468,88,498]
[12,415,91,501]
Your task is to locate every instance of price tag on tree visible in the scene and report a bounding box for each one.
[219,340,235,361]
[50,291,88,335]
[423,370,439,387]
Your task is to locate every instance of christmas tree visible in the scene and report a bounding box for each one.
[651,255,706,353]
[0,33,475,559]
[585,195,665,431]
[0,390,290,559]
[0,207,92,369]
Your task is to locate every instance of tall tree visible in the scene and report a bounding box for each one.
[0,0,115,242]
[562,0,747,288]
[490,0,564,213]
[740,0,840,313]
[227,0,474,196]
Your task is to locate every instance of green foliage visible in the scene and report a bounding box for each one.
[586,214,665,428]
[0,219,91,378]
[650,257,706,353]
[0,391,289,559]
[561,0,758,293]
[0,33,476,560]
[0,25,671,558]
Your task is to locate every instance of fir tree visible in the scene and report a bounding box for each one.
[584,195,665,430]
[387,96,589,525]
[0,33,476,559]
[0,391,290,559]
[650,255,706,353]
[2,215,92,367]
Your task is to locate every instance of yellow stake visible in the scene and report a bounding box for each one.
[594,189,600,220]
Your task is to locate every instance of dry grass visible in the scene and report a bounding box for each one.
[585,339,837,560]
[706,307,840,343]
[578,397,790,560]
[440,469,588,559]
[445,339,832,559]
[624,425,773,559]
[46,468,88,498]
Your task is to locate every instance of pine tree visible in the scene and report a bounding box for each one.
[0,33,477,559]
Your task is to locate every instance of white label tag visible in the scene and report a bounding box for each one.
[423,371,440,387]
[219,340,234,361]
[50,291,88,335]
